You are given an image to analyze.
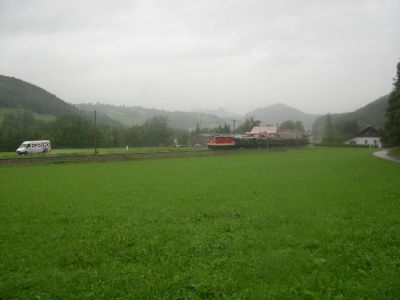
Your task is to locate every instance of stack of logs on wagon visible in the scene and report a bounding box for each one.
[208,125,308,149]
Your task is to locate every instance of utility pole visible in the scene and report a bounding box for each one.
[233,120,236,137]
[199,114,202,130]
[94,110,97,155]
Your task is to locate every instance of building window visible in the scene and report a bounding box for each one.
[365,140,368,144]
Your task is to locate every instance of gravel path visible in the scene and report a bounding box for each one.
[373,149,400,164]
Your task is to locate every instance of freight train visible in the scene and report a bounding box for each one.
[207,126,308,149]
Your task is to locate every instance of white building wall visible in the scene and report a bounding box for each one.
[345,137,382,148]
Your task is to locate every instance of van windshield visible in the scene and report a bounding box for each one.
[20,143,28,148]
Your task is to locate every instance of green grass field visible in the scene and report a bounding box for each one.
[0,148,399,299]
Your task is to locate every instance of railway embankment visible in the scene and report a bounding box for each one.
[0,149,232,165]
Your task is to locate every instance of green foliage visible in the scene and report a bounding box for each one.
[0,108,55,125]
[280,120,296,130]
[124,125,143,147]
[0,148,399,298]
[280,120,305,132]
[295,120,305,133]
[335,120,359,139]
[319,114,358,144]
[388,147,400,158]
[214,123,231,134]
[385,61,400,145]
[141,116,173,146]
[51,113,94,147]
[237,117,261,133]
[322,114,338,144]
[174,129,190,145]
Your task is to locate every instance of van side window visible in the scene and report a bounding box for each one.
[26,144,31,148]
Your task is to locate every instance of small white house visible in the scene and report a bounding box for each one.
[345,126,382,148]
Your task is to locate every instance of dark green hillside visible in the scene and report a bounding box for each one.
[313,95,389,137]
[0,75,79,116]
[0,75,122,127]
[0,107,55,125]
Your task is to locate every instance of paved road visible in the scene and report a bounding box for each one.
[373,149,400,163]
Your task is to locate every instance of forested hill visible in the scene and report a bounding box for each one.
[245,103,320,130]
[76,103,234,130]
[312,94,389,134]
[0,75,122,126]
[0,75,79,116]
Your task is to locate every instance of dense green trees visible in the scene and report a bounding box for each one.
[385,61,400,145]
[322,114,338,144]
[51,113,94,147]
[215,123,231,134]
[0,112,181,151]
[237,117,261,133]
[280,120,305,133]
[336,120,359,140]
[0,110,47,151]
[141,116,173,146]
[318,114,360,144]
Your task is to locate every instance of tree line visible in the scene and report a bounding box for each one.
[319,115,362,144]
[0,111,264,151]
[385,60,400,146]
[0,112,185,151]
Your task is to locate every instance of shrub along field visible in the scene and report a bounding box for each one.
[0,148,399,299]
[389,148,400,159]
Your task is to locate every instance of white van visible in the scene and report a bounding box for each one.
[16,140,51,155]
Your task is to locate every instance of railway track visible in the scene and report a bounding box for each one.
[0,149,236,165]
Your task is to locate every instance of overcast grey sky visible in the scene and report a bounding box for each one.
[0,0,399,114]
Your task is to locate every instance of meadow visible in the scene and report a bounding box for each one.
[0,147,399,299]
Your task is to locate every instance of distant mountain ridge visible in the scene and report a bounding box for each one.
[245,103,320,130]
[193,107,242,120]
[76,103,235,130]
[77,103,324,130]
[0,75,389,133]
